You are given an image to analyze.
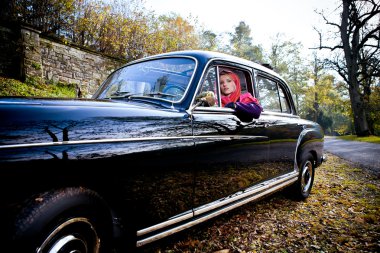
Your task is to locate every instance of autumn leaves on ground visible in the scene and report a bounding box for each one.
[142,154,379,253]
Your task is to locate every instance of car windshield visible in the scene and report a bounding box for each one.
[96,57,195,102]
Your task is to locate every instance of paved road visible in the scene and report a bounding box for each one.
[323,136,380,176]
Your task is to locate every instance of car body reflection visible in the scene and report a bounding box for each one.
[0,50,324,251]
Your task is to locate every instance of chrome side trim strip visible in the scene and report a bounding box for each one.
[193,172,298,216]
[0,135,266,150]
[0,136,193,149]
[136,172,297,238]
[136,175,297,247]
[0,101,42,105]
[137,212,193,237]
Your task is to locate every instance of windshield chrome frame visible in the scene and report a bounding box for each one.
[94,55,198,104]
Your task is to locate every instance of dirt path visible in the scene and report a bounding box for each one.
[139,154,380,253]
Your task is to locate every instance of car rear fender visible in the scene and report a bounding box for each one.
[294,127,324,171]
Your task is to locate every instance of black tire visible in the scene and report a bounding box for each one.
[12,187,113,253]
[291,153,315,200]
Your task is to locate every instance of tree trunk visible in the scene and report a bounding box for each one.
[341,0,370,137]
[348,85,370,136]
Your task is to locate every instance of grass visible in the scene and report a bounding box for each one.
[0,76,77,98]
[337,135,380,144]
[139,154,380,253]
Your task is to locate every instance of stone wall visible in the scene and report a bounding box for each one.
[0,24,22,79]
[0,24,126,96]
[21,26,43,81]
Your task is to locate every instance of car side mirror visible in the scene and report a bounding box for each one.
[186,91,216,120]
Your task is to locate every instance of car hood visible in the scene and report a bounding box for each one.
[0,96,168,110]
[0,97,190,154]
[0,96,183,121]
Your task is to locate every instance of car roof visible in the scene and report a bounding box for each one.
[129,50,283,80]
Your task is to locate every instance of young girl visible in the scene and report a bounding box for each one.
[219,69,263,122]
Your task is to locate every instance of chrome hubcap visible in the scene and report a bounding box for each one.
[37,218,100,253]
[301,160,313,193]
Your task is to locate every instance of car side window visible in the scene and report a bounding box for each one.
[278,85,291,113]
[195,67,219,107]
[256,75,290,113]
[195,66,252,108]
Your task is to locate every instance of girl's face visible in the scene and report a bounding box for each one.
[220,74,236,96]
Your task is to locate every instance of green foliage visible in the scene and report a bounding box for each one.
[199,30,218,51]
[267,33,298,74]
[227,21,264,62]
[368,85,380,135]
[337,135,380,144]
[0,77,76,98]
[300,53,353,135]
[31,61,41,70]
[11,0,76,34]
[265,34,309,113]
[150,13,200,54]
[7,0,203,61]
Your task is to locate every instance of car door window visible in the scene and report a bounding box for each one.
[195,67,219,107]
[278,85,291,113]
[195,66,251,108]
[256,76,290,113]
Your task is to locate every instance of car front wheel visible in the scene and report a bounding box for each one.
[12,187,113,253]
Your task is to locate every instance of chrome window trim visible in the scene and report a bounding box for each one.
[96,55,198,104]
[261,111,300,118]
[190,58,256,110]
[193,107,234,113]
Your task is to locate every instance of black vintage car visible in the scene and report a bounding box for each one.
[0,50,325,252]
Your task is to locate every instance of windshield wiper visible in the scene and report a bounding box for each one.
[108,91,134,99]
[145,92,176,97]
[108,91,177,100]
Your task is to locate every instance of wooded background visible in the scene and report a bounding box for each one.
[0,0,378,136]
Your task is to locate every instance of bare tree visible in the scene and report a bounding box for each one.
[315,0,380,136]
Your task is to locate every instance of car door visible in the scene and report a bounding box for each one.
[191,64,272,216]
[254,71,304,175]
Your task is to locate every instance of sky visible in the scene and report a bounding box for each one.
[144,0,340,56]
